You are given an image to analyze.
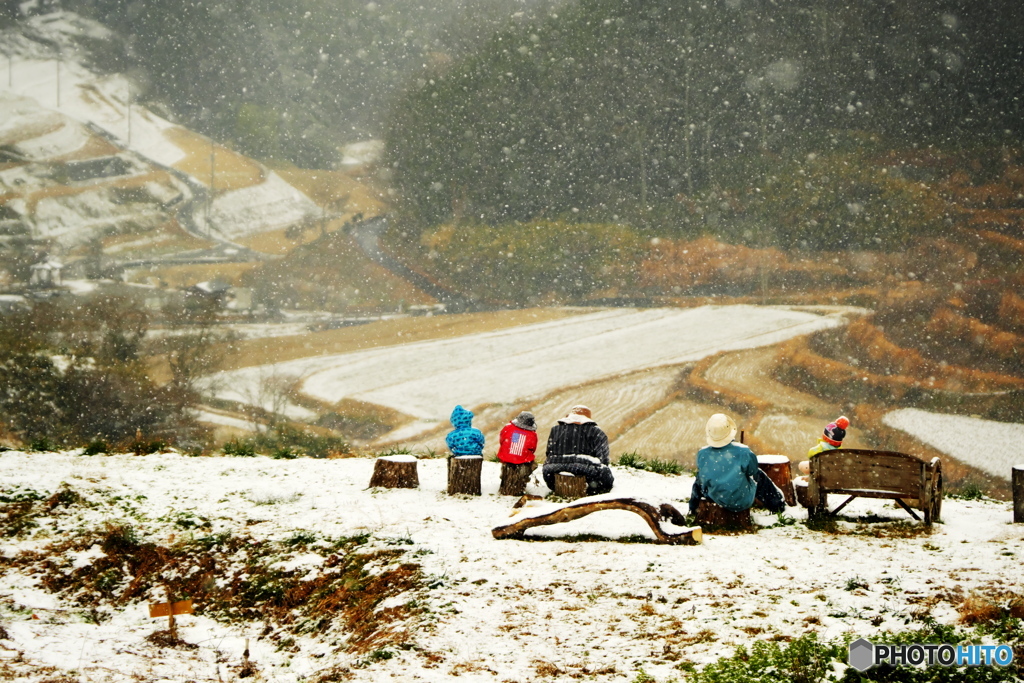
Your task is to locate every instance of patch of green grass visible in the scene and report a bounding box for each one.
[616,451,683,476]
[949,478,987,501]
[845,575,869,591]
[222,438,256,457]
[255,425,350,459]
[272,446,298,460]
[285,530,317,547]
[82,439,108,456]
[29,436,56,452]
[0,486,46,504]
[671,620,1024,682]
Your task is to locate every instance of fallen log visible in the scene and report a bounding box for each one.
[492,496,702,545]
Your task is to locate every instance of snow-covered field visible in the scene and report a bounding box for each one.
[0,450,1019,682]
[883,408,1024,480]
[208,306,851,437]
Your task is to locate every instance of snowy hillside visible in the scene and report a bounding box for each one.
[0,450,1019,682]
[0,11,319,251]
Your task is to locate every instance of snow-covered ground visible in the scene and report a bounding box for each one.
[883,408,1024,480]
[0,450,1019,682]
[207,305,851,435]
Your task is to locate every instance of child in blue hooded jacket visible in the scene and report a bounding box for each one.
[445,405,485,456]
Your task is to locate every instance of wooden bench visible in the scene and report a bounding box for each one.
[492,496,702,545]
[804,448,942,525]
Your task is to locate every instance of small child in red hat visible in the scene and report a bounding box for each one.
[798,415,850,475]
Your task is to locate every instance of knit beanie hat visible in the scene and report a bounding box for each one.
[511,411,536,431]
[823,415,850,446]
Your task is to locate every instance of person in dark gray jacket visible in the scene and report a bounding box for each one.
[542,405,614,495]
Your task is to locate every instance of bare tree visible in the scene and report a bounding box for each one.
[157,298,232,411]
[244,367,303,432]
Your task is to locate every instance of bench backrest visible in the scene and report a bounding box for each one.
[814,448,924,496]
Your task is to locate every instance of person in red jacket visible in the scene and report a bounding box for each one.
[497,411,538,464]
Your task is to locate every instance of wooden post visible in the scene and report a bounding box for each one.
[447,456,482,495]
[553,473,586,500]
[499,461,535,496]
[757,454,796,506]
[1014,465,1024,523]
[807,456,825,518]
[148,593,193,633]
[794,477,811,508]
[368,455,419,489]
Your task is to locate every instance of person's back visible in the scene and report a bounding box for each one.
[542,405,613,494]
[689,413,785,515]
[695,441,759,511]
[445,405,484,456]
[497,411,538,464]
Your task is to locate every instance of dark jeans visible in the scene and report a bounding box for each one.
[689,469,786,515]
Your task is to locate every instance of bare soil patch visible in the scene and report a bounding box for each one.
[610,399,709,467]
[702,346,832,415]
[165,128,264,191]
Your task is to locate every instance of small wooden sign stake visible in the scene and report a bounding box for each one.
[148,588,193,633]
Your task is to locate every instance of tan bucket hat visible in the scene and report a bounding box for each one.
[705,413,737,448]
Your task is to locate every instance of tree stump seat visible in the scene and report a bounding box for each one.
[499,461,535,496]
[447,455,483,496]
[695,499,755,532]
[369,454,419,489]
[757,454,796,506]
[553,472,586,500]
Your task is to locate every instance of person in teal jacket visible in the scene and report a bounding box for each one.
[688,413,785,514]
[445,405,484,456]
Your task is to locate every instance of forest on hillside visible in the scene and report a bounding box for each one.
[55,0,562,167]
[384,0,1024,240]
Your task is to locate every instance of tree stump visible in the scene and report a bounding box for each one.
[695,499,754,532]
[757,454,796,506]
[1014,465,1024,524]
[447,456,482,496]
[369,455,419,489]
[553,472,586,500]
[499,461,535,496]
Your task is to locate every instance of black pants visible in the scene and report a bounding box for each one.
[688,469,786,515]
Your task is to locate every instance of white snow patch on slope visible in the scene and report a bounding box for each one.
[2,12,319,242]
[202,171,320,240]
[208,306,848,433]
[883,408,1024,479]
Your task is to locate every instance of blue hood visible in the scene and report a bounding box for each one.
[450,405,474,429]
